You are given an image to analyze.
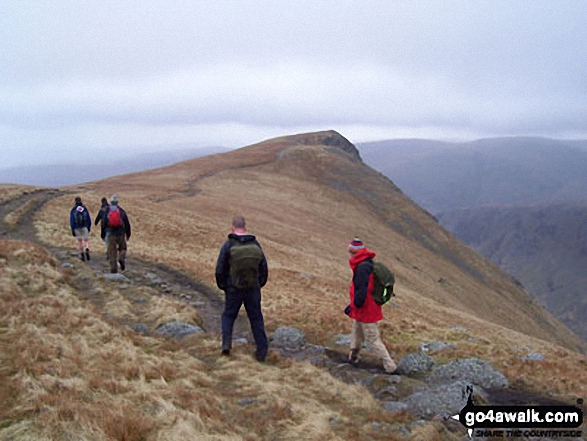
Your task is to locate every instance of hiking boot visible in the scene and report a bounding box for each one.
[221,349,230,356]
[119,259,125,271]
[80,252,86,262]
[348,349,359,365]
[255,351,266,362]
[85,248,91,261]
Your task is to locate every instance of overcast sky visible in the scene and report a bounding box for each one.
[2,1,587,168]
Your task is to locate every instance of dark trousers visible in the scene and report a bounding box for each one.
[222,288,268,358]
[108,234,127,273]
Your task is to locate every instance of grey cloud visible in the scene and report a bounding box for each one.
[1,0,587,168]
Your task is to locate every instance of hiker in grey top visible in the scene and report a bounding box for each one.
[215,215,269,362]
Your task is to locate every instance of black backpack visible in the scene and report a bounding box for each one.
[73,206,86,228]
[229,240,263,289]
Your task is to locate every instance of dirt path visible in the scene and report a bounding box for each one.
[0,189,250,338]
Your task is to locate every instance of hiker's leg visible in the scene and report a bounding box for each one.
[108,236,118,273]
[118,236,127,270]
[243,288,268,360]
[104,232,110,259]
[221,291,243,351]
[350,320,365,354]
[363,323,396,373]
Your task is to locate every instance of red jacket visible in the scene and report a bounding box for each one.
[348,248,383,323]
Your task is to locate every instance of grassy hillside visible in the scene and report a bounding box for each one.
[36,131,584,351]
[438,201,587,342]
[3,132,587,439]
[1,238,404,440]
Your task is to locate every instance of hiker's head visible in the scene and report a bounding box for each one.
[110,194,119,205]
[101,197,108,205]
[231,215,247,233]
[75,196,83,206]
[348,238,365,255]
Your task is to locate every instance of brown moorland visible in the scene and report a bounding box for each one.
[45,130,584,350]
[2,131,586,439]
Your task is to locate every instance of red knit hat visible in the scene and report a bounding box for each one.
[348,238,365,253]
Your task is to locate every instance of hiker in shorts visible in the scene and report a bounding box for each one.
[69,196,92,261]
[105,194,131,274]
[94,197,109,258]
[215,215,269,362]
[345,238,398,374]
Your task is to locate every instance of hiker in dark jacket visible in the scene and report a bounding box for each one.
[345,238,398,374]
[94,198,109,248]
[215,215,269,362]
[105,194,131,274]
[69,196,92,262]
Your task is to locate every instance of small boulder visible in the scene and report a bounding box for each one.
[396,352,435,376]
[427,358,509,389]
[154,321,204,340]
[271,327,306,351]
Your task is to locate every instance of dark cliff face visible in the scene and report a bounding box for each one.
[291,130,363,163]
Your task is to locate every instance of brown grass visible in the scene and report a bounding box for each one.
[0,238,415,440]
[4,133,587,439]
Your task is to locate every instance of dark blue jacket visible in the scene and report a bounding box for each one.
[70,203,91,233]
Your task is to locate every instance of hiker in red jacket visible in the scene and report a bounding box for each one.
[345,238,398,374]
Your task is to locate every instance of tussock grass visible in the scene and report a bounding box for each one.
[0,238,414,440]
[31,141,587,403]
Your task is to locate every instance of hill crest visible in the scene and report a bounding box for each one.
[69,131,586,354]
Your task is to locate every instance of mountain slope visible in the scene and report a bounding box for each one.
[359,137,587,214]
[36,130,584,354]
[438,201,587,341]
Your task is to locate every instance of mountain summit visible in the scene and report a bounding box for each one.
[83,131,584,353]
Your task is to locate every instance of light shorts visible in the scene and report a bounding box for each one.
[74,227,89,240]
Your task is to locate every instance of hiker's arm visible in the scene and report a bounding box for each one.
[258,251,268,288]
[215,242,230,291]
[85,208,91,231]
[353,263,371,308]
[94,211,102,225]
[123,210,131,239]
[69,210,75,235]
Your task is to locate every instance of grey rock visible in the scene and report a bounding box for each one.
[103,273,130,283]
[420,341,456,354]
[271,326,306,350]
[299,273,313,280]
[521,352,545,362]
[450,326,470,334]
[396,352,435,375]
[404,381,470,419]
[154,321,204,340]
[291,345,327,366]
[131,324,149,335]
[144,272,165,284]
[61,262,74,269]
[382,401,409,413]
[335,334,351,346]
[428,358,509,389]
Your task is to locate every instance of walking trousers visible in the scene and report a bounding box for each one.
[222,287,268,360]
[350,320,397,372]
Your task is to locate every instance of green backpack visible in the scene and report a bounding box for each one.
[230,240,263,289]
[370,261,396,305]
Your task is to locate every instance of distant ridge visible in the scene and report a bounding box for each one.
[84,130,585,353]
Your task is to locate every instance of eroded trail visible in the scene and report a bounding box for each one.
[0,189,250,338]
